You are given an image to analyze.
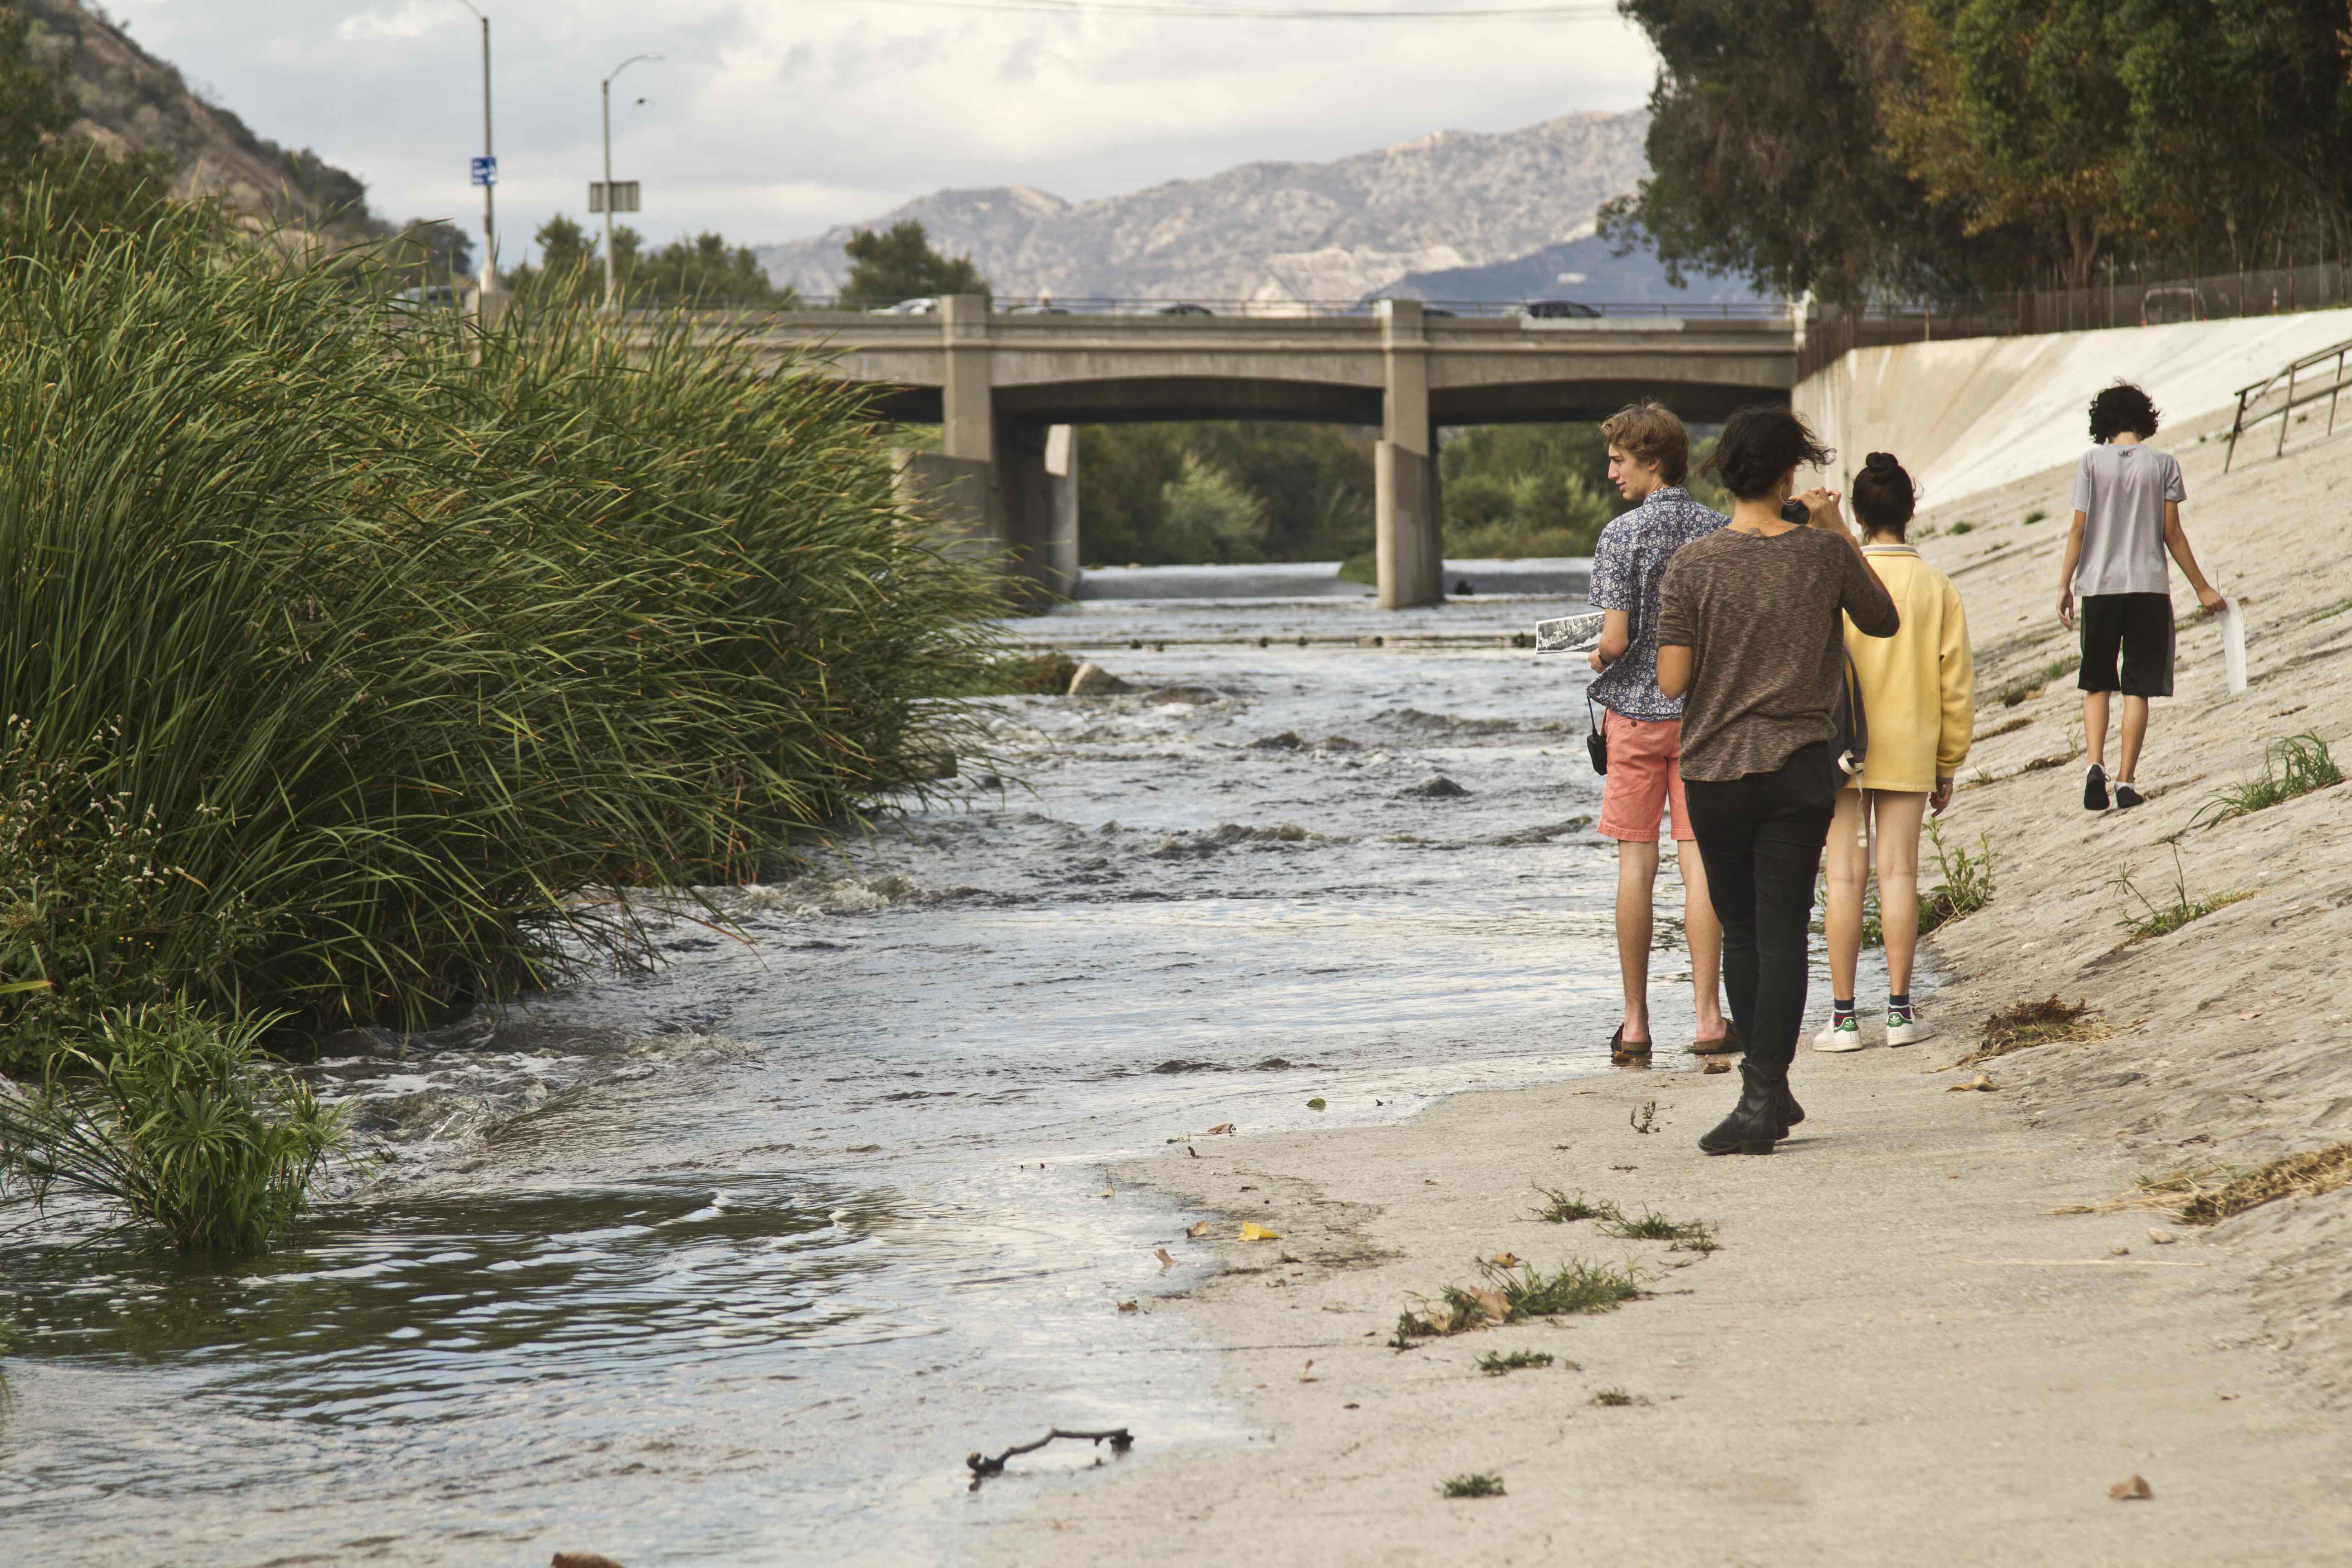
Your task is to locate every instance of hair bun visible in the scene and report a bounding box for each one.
[1864,451,1900,473]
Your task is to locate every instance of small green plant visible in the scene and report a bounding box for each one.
[2024,507,2049,525]
[1400,1257,1645,1337]
[0,1314,22,1357]
[2191,732,2344,827]
[1597,1207,1719,1254]
[1950,520,1975,535]
[1534,1186,1615,1224]
[0,1004,343,1254]
[1918,821,1995,935]
[1591,1388,1635,1407]
[1440,1472,1506,1498]
[1475,1349,1557,1375]
[2112,847,2251,945]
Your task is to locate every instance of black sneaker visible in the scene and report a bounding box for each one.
[2115,782,2145,809]
[2084,763,2109,812]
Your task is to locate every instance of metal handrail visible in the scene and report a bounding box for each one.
[2224,336,2352,472]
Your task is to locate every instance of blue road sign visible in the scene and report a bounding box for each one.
[469,156,498,187]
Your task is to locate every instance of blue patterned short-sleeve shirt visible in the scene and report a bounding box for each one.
[1587,485,1730,721]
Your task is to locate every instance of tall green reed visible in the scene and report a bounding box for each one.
[0,192,1004,1062]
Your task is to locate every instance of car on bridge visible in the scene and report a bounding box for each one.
[1155,303,1215,316]
[872,297,941,315]
[1526,299,1601,319]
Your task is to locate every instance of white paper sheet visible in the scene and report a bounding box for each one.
[2219,598,2247,696]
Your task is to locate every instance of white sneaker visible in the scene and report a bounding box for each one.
[1812,1015,1863,1053]
[1885,1009,1935,1048]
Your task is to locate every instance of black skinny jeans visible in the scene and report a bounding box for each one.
[1682,741,1839,1075]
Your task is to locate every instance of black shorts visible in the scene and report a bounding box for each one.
[2078,592,2175,698]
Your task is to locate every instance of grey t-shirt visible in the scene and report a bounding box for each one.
[1656,525,1900,781]
[2070,443,2185,597]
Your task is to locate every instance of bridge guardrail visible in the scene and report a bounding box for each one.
[727,294,1795,322]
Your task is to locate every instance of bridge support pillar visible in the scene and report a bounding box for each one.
[994,422,1080,603]
[1375,299,1442,610]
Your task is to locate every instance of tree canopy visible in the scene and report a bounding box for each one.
[1605,0,2352,304]
[838,221,990,309]
[503,216,794,307]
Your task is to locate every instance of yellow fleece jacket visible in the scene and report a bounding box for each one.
[1842,544,1975,792]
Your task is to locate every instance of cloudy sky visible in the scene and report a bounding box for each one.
[114,0,1657,264]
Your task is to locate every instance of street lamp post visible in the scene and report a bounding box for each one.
[600,54,662,313]
[455,0,497,299]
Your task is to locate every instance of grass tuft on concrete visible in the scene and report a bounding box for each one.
[1474,1349,1558,1376]
[2112,847,2251,945]
[1439,1472,1506,1498]
[2191,732,2344,828]
[1591,1388,1635,1407]
[1598,1207,1720,1254]
[1398,1257,1644,1338]
[1956,996,2112,1067]
[2180,1143,2352,1226]
[1533,1186,1613,1224]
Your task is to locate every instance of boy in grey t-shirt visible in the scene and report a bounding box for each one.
[2054,382,2225,811]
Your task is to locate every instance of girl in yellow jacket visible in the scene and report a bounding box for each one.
[1813,452,1974,1052]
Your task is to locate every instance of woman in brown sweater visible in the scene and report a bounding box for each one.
[1656,407,1898,1156]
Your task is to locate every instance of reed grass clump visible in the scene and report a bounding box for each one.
[0,1004,338,1254]
[0,193,1003,1065]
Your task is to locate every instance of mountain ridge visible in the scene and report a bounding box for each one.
[756,110,1661,304]
[21,0,379,237]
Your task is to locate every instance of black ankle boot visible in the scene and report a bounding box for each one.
[1699,1061,1779,1156]
[1774,1075,1803,1135]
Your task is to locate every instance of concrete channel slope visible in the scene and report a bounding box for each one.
[981,323,2352,1566]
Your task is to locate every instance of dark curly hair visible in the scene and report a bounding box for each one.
[1701,404,1835,500]
[2088,381,2160,442]
[1850,451,1916,539]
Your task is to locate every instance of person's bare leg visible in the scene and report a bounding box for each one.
[1614,838,1661,1044]
[1677,840,1727,1041]
[2118,695,2150,782]
[1821,789,1866,1005]
[2082,690,2110,769]
[1871,791,1930,997]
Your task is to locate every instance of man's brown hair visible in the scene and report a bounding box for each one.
[1599,402,1689,485]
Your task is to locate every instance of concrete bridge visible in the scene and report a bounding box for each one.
[738,298,1798,609]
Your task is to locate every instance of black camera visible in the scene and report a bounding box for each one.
[1779,497,1810,524]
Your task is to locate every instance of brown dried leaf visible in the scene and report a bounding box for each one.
[1946,1073,1999,1093]
[1116,1300,1139,1313]
[1205,1123,1235,1136]
[2109,1473,2152,1501]
[1702,1058,1732,1075]
[1155,1247,1176,1268]
[1186,1220,1210,1238]
[1469,1287,1509,1324]
[1298,1359,1319,1382]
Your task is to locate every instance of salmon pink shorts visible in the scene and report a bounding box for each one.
[1596,711,1694,843]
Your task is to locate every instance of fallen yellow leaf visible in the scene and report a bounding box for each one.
[1490,1252,1522,1269]
[1240,1222,1284,1242]
[1946,1073,1999,1093]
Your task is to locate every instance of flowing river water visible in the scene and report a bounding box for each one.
[0,577,1804,1566]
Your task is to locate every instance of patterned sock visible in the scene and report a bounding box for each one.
[1833,997,1856,1023]
[1888,992,1913,1021]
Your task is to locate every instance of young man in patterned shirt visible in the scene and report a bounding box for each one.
[1586,402,1733,1057]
